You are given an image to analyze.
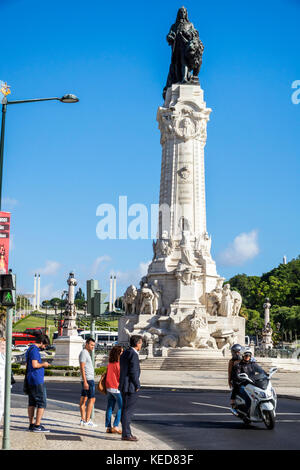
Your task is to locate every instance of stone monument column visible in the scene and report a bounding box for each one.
[262,298,273,349]
[37,274,41,311]
[53,272,84,366]
[148,82,219,312]
[157,84,211,240]
[33,274,37,311]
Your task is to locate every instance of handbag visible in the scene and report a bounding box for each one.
[97,371,107,395]
[11,371,16,385]
[23,346,33,395]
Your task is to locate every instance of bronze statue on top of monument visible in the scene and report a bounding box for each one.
[163,6,204,99]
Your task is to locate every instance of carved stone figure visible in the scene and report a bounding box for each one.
[231,290,242,316]
[207,287,223,316]
[211,328,239,352]
[153,231,175,260]
[163,7,204,98]
[123,285,138,315]
[151,279,163,314]
[140,283,155,315]
[171,312,216,349]
[219,283,234,317]
[195,232,211,256]
[179,230,195,267]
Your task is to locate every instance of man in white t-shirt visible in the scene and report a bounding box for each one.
[79,337,97,429]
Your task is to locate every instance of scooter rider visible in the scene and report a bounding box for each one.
[228,344,243,411]
[232,350,266,412]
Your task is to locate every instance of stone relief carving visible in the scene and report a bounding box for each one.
[158,106,209,145]
[178,165,191,182]
[152,230,175,261]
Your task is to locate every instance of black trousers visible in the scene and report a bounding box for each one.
[121,391,138,438]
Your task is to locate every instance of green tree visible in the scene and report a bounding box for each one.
[75,288,85,302]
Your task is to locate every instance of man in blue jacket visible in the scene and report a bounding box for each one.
[119,335,142,441]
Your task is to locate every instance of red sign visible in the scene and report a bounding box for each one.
[0,211,11,273]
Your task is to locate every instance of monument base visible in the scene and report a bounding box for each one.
[167,347,223,358]
[53,335,84,367]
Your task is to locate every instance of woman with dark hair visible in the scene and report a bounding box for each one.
[105,345,123,434]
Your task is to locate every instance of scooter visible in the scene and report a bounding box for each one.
[231,367,278,429]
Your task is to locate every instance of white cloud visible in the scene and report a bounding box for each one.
[36,260,61,276]
[40,283,61,300]
[91,255,111,276]
[217,230,259,266]
[114,260,151,287]
[9,233,14,251]
[2,197,18,210]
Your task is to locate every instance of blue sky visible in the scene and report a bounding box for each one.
[2,0,300,301]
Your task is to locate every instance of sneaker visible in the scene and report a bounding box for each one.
[33,425,50,433]
[230,407,239,417]
[28,424,35,432]
[83,420,98,429]
[80,419,86,427]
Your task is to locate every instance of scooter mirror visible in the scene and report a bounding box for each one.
[268,367,278,375]
[238,373,250,380]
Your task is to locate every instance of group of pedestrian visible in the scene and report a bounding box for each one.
[79,334,142,441]
[22,331,143,438]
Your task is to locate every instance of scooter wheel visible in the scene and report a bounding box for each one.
[262,410,275,430]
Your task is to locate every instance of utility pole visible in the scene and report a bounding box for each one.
[0,271,16,450]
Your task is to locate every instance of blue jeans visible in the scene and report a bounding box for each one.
[238,385,251,410]
[105,391,123,428]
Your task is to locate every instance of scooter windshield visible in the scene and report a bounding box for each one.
[252,372,269,390]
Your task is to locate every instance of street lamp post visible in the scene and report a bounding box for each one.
[276,322,282,348]
[253,321,258,347]
[0,91,79,210]
[60,290,68,336]
[44,303,48,333]
[53,301,61,336]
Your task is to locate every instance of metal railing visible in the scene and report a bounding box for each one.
[254,347,298,359]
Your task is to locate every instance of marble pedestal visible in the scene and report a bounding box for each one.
[167,347,222,358]
[53,335,84,367]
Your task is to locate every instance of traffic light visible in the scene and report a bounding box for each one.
[0,273,16,307]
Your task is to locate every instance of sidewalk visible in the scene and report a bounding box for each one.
[1,393,173,451]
